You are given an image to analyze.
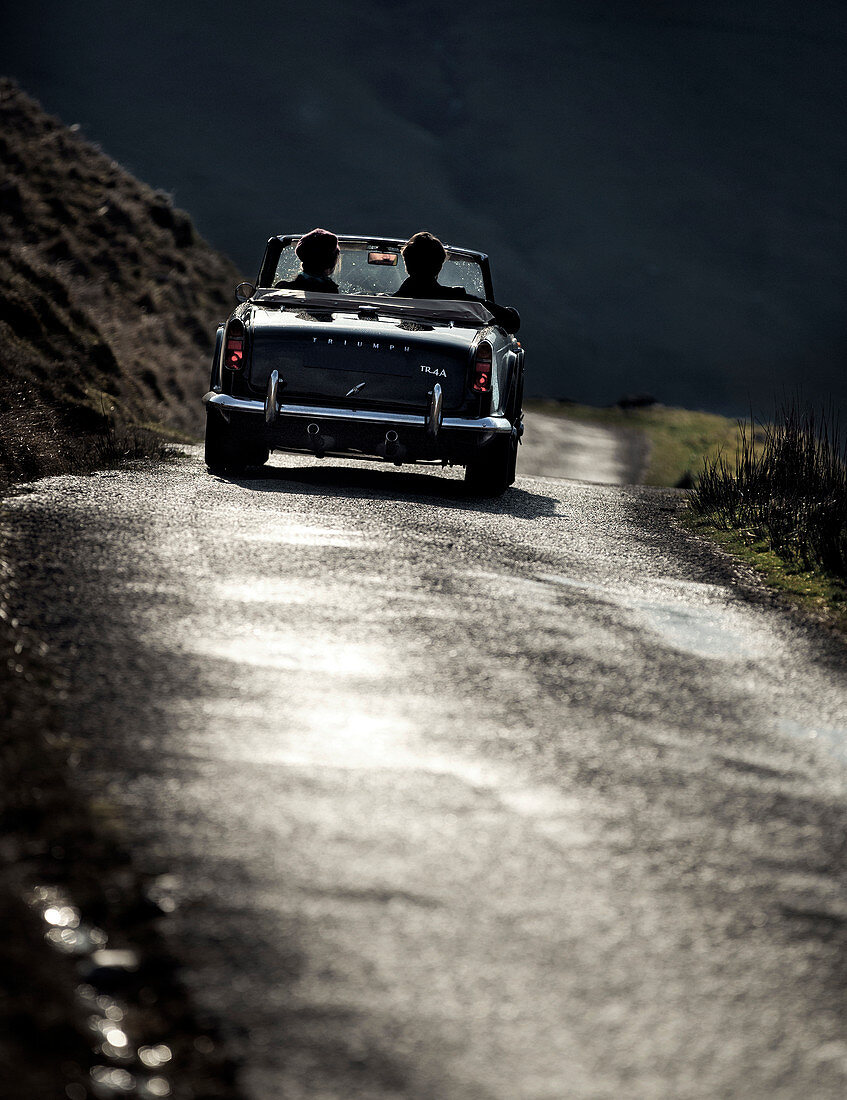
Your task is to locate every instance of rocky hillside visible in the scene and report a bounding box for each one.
[0,80,239,484]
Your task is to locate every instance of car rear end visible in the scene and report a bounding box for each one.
[206,297,515,467]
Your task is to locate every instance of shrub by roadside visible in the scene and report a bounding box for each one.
[689,402,847,632]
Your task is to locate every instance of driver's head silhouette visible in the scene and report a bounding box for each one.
[401,231,447,279]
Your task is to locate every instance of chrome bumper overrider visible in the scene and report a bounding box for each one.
[203,391,512,433]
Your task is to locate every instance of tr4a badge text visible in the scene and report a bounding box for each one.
[420,365,448,378]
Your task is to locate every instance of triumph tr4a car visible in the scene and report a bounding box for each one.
[203,235,525,495]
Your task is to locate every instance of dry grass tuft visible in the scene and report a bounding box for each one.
[691,401,847,578]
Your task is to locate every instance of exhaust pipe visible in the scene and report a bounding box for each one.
[380,429,406,463]
[306,422,334,456]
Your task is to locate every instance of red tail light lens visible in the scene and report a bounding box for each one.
[471,341,493,393]
[225,319,245,371]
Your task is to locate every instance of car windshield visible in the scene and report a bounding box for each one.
[272,240,487,298]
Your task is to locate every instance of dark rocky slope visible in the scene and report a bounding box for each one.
[0,80,238,485]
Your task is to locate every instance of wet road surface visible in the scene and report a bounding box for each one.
[4,450,847,1099]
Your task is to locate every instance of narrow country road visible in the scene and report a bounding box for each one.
[517,409,648,484]
[4,448,847,1099]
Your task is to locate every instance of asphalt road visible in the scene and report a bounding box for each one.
[517,410,648,485]
[4,446,847,1099]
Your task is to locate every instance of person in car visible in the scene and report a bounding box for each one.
[393,231,519,331]
[393,231,469,300]
[276,228,341,292]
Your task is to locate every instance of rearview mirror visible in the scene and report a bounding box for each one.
[235,281,255,302]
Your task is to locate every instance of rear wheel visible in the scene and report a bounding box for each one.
[465,357,524,496]
[204,407,268,473]
[464,430,518,496]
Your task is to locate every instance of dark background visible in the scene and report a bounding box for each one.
[2,0,845,414]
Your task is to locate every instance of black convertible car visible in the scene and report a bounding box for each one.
[203,235,525,494]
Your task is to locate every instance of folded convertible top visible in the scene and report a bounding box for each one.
[252,289,495,327]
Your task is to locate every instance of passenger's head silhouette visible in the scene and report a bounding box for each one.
[295,228,340,276]
[401,231,447,279]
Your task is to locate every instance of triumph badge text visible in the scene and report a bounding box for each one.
[312,337,411,352]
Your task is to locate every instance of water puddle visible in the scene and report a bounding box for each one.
[778,719,847,761]
[540,573,764,660]
[634,602,765,660]
[27,886,174,1098]
[535,571,846,757]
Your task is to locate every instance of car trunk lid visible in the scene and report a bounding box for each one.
[247,310,474,412]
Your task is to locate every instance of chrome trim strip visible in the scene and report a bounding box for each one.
[203,392,510,432]
[441,416,509,432]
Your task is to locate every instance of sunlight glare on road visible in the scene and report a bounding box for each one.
[215,578,325,606]
[236,524,367,548]
[186,630,385,676]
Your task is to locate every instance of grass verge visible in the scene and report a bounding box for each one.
[687,402,847,635]
[0,381,187,492]
[682,510,847,635]
[527,400,742,486]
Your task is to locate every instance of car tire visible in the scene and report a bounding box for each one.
[464,429,518,496]
[204,407,269,473]
[465,357,523,496]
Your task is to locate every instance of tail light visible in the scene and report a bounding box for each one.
[471,341,493,393]
[224,319,245,371]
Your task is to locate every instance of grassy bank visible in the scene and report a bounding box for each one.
[683,513,847,633]
[689,403,847,633]
[0,79,239,488]
[528,400,742,487]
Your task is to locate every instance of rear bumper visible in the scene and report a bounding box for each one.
[203,390,511,463]
[203,391,511,434]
